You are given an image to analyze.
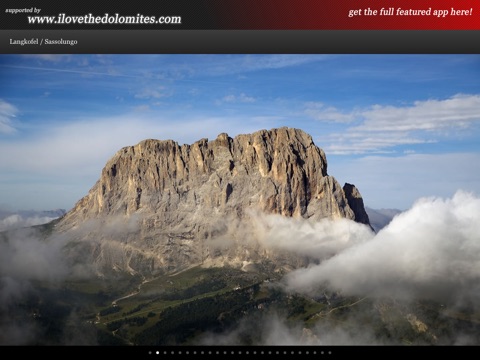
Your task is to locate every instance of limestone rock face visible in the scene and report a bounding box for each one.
[343,183,371,228]
[56,127,371,276]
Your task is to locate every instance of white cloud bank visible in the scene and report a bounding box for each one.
[277,190,480,304]
[0,214,59,232]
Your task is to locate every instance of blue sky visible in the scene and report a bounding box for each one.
[0,54,479,211]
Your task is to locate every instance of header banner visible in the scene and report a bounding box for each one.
[2,0,480,30]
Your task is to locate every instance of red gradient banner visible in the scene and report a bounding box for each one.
[210,0,480,29]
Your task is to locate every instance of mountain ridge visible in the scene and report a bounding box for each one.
[54,127,372,277]
[365,207,403,232]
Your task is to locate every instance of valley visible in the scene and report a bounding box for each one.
[6,262,480,346]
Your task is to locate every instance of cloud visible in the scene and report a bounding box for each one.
[21,54,73,63]
[220,93,256,104]
[321,131,434,155]
[357,94,480,133]
[135,86,169,99]
[238,55,328,72]
[1,64,139,79]
[314,94,480,154]
[196,303,386,346]
[0,228,69,282]
[253,214,374,261]
[0,99,18,134]
[304,102,355,123]
[0,223,94,301]
[0,226,96,345]
[199,55,328,77]
[281,190,480,304]
[0,214,60,232]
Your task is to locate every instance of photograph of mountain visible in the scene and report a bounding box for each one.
[1,54,479,347]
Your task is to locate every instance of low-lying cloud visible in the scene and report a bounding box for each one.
[196,307,391,346]
[277,190,480,304]
[0,221,108,345]
[0,228,69,284]
[0,214,59,232]
[197,191,480,345]
[254,214,375,261]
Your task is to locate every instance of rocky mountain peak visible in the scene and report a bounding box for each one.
[56,127,371,276]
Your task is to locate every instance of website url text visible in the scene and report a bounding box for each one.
[24,13,182,25]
